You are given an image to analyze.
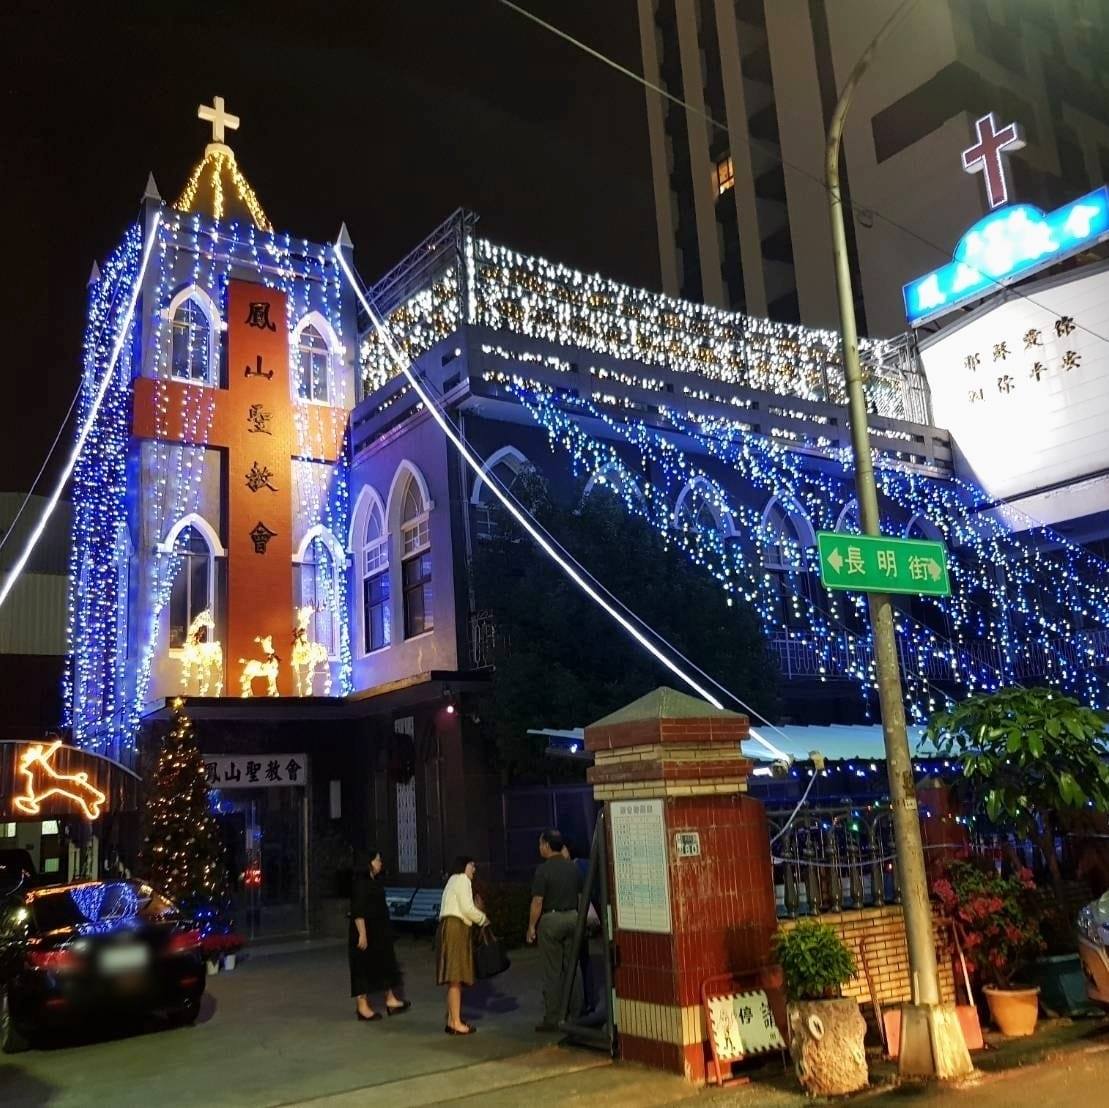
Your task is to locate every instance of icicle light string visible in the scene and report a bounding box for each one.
[336,242,793,763]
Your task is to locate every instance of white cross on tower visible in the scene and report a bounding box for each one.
[961,112,1025,210]
[198,95,240,145]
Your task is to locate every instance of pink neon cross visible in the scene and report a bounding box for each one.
[961,112,1026,209]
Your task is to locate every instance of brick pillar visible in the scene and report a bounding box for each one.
[585,687,781,1084]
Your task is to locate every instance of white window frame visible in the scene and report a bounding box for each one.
[362,502,391,654]
[164,285,223,387]
[160,514,223,657]
[291,311,344,407]
[293,526,345,662]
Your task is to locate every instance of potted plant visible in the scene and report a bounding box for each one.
[219,933,245,971]
[774,920,867,1096]
[926,687,1109,1015]
[932,860,1045,1036]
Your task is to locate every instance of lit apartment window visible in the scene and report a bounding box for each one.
[714,156,735,196]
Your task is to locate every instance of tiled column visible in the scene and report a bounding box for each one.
[585,691,781,1083]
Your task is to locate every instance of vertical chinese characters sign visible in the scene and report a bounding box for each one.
[226,282,293,673]
[610,798,672,934]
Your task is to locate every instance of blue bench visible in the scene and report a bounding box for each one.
[384,886,442,928]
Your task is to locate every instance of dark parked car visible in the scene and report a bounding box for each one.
[0,879,206,1052]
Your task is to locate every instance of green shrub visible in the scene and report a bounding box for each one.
[774,920,857,1001]
[474,880,532,949]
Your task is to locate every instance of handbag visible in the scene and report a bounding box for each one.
[474,925,511,979]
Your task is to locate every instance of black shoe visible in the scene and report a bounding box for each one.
[386,1001,411,1016]
[357,1011,383,1022]
[445,1024,476,1035]
[535,1022,560,1033]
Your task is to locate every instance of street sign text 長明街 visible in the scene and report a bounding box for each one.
[816,532,951,597]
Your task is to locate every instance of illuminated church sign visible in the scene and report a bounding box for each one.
[903,112,1109,326]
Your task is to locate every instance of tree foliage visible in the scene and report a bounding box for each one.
[471,475,778,777]
[924,686,1109,899]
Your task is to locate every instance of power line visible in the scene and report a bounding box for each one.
[496,0,1109,353]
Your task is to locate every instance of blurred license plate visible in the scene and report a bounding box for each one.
[100,945,150,974]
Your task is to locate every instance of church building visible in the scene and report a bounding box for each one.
[66,99,1109,937]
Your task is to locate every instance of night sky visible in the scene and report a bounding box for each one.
[1,1,655,491]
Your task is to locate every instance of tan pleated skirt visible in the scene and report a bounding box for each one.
[435,916,475,986]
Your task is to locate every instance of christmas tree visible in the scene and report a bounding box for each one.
[141,697,228,925]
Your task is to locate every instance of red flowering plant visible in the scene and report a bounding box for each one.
[932,859,1044,990]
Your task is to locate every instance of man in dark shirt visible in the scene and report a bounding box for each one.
[526,828,583,1031]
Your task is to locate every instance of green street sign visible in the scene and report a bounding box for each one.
[816,531,951,597]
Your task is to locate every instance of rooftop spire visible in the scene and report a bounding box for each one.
[174,95,272,231]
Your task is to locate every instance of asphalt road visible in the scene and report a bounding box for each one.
[0,938,575,1108]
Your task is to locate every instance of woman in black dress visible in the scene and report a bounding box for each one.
[349,848,410,1021]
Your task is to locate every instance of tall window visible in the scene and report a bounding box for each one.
[170,299,211,382]
[296,324,329,403]
[761,500,817,629]
[169,528,213,649]
[298,536,339,655]
[362,502,390,652]
[400,478,432,637]
[473,451,534,541]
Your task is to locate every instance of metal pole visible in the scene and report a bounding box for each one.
[824,0,971,1080]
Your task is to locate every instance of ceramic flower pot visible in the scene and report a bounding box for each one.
[206,958,220,975]
[786,998,868,1096]
[983,985,1040,1036]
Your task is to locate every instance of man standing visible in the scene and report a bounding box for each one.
[526,828,583,1032]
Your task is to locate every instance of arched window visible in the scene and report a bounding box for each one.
[583,462,647,512]
[472,447,534,541]
[836,498,861,535]
[399,474,433,637]
[362,500,390,652]
[674,478,735,539]
[296,324,329,403]
[761,499,815,570]
[761,498,818,629]
[905,513,942,541]
[171,298,212,382]
[169,527,214,649]
[297,534,341,656]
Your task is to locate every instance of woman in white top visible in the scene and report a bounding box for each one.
[436,855,488,1035]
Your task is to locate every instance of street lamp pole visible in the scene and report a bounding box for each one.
[824,0,972,1080]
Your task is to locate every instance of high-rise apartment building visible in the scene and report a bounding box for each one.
[637,0,1109,336]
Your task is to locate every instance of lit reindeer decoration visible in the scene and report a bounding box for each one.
[291,605,332,696]
[15,740,107,821]
[179,609,223,696]
[239,635,280,698]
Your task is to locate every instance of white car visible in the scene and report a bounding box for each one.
[1077,891,1109,1009]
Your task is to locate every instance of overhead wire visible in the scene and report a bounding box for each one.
[337,245,797,762]
[495,0,1109,355]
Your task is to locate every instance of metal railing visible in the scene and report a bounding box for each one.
[768,625,1109,684]
[767,804,1045,918]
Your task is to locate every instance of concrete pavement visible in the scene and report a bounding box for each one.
[2,936,1107,1107]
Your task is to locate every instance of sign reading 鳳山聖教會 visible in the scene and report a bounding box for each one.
[817,532,950,597]
[204,754,307,789]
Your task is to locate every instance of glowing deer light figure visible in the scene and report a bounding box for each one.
[239,636,280,698]
[290,605,331,697]
[179,609,224,696]
[15,741,107,821]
